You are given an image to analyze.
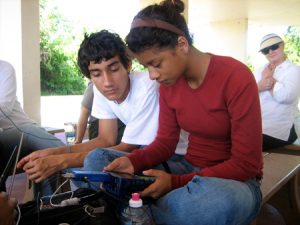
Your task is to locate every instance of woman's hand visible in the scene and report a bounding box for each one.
[104,156,134,175]
[140,169,172,199]
[258,76,276,92]
[262,64,275,79]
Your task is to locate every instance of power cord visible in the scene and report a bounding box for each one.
[49,178,74,207]
[16,204,21,225]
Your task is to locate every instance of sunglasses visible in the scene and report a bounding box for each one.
[261,43,280,55]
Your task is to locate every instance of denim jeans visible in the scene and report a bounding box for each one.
[83,148,262,225]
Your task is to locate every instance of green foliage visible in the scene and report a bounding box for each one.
[284,26,300,65]
[246,55,255,72]
[131,58,146,72]
[40,0,86,95]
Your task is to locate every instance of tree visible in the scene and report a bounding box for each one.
[284,26,300,65]
[40,0,86,95]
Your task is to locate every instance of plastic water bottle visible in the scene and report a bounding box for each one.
[120,193,154,225]
[64,122,75,144]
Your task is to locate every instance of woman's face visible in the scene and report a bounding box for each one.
[265,42,285,64]
[135,44,188,86]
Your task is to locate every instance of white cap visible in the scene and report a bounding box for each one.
[129,193,143,208]
[259,33,283,51]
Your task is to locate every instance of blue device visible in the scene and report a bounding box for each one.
[71,170,112,182]
[70,170,155,198]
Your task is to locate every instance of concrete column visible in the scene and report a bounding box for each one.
[209,19,248,63]
[21,0,41,124]
[0,0,40,124]
[191,18,248,63]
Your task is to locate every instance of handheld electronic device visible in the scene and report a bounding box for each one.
[69,170,156,198]
[71,170,112,182]
[105,171,155,198]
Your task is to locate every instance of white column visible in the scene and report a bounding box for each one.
[21,0,41,124]
[210,19,248,63]
[192,18,248,63]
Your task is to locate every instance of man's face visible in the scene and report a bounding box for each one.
[88,56,130,103]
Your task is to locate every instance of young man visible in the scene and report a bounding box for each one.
[74,82,125,144]
[17,30,187,183]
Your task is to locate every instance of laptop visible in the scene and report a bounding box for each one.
[0,132,24,196]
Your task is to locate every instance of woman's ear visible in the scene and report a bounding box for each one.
[177,36,189,54]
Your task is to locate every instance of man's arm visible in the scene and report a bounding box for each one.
[0,61,17,120]
[74,105,90,144]
[18,118,138,180]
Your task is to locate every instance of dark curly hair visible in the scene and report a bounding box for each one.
[126,0,193,54]
[78,30,130,79]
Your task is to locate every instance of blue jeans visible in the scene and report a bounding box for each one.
[83,148,262,225]
[0,124,65,196]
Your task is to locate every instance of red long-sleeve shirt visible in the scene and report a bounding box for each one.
[128,55,263,189]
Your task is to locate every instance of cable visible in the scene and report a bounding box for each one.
[36,192,40,225]
[8,133,23,197]
[50,178,74,207]
[0,106,60,141]
[16,204,21,225]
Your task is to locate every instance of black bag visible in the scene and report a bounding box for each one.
[19,188,120,225]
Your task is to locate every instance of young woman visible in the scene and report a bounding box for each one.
[104,0,263,224]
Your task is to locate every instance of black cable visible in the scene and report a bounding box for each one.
[36,192,40,225]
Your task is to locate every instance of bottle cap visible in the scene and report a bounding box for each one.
[129,193,143,208]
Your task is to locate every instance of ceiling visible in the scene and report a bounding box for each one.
[189,0,300,26]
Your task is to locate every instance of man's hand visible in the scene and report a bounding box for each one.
[17,148,59,169]
[0,192,17,225]
[104,156,134,175]
[140,169,172,199]
[22,155,66,183]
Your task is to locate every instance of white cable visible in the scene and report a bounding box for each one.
[83,205,96,217]
[60,197,80,206]
[49,178,74,207]
[16,204,21,225]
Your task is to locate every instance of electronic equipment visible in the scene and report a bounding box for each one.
[69,170,156,199]
[0,132,23,196]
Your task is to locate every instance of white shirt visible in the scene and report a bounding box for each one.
[0,60,35,129]
[92,71,188,154]
[254,60,300,140]
[92,71,159,146]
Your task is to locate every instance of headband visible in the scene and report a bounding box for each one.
[130,18,185,36]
